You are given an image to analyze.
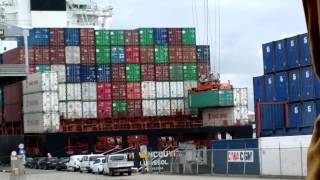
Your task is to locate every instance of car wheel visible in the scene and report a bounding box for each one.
[128,172,132,176]
[120,172,123,176]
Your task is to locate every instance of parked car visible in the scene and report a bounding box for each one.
[79,154,104,173]
[103,154,134,176]
[35,157,47,169]
[25,157,34,168]
[91,157,106,174]
[67,155,85,172]
[56,157,70,171]
[40,157,59,170]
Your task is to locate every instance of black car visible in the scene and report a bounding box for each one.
[25,157,34,168]
[55,157,70,171]
[39,157,59,170]
[35,157,48,169]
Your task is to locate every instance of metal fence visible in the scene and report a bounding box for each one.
[146,147,308,177]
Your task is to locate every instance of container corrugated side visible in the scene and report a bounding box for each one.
[23,92,59,113]
[300,66,315,100]
[156,82,170,98]
[24,112,59,133]
[183,80,197,98]
[141,81,156,99]
[288,103,302,128]
[299,33,311,66]
[286,36,299,68]
[66,83,82,100]
[262,42,274,74]
[233,88,248,106]
[203,107,248,126]
[142,99,156,116]
[288,69,301,101]
[23,72,58,94]
[82,101,97,118]
[58,84,66,101]
[156,99,171,116]
[274,71,288,101]
[170,98,184,115]
[274,39,287,71]
[51,65,66,83]
[170,81,184,98]
[81,82,97,101]
[67,101,82,118]
[65,46,80,64]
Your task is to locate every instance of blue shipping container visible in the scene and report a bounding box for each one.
[287,36,299,68]
[64,28,80,46]
[302,101,316,127]
[196,45,210,63]
[212,139,260,175]
[153,28,168,45]
[96,65,112,82]
[262,42,274,74]
[288,69,301,101]
[274,39,287,71]
[66,64,81,83]
[259,104,286,130]
[289,103,302,128]
[301,66,315,100]
[0,87,2,107]
[264,74,275,102]
[0,54,2,64]
[299,33,312,66]
[274,71,288,101]
[80,65,96,82]
[111,46,125,63]
[29,28,49,46]
[253,76,265,102]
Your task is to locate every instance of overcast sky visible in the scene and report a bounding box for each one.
[107,0,307,111]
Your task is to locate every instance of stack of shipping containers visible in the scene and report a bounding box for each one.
[0,27,212,136]
[254,33,320,137]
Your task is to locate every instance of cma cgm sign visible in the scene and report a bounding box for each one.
[227,150,254,162]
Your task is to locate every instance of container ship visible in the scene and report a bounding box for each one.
[0,0,252,160]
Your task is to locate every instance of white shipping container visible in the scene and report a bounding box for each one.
[51,65,66,83]
[23,92,59,113]
[156,99,171,116]
[184,98,190,115]
[202,107,249,127]
[156,82,170,98]
[82,101,97,118]
[233,88,248,106]
[81,83,97,101]
[259,135,311,177]
[23,72,58,94]
[66,83,82,100]
[141,81,156,99]
[170,81,184,98]
[142,100,156,116]
[65,46,80,64]
[170,99,184,115]
[67,101,82,119]
[24,112,60,133]
[58,84,66,101]
[183,80,197,97]
[59,102,67,117]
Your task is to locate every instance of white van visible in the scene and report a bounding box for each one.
[79,154,105,173]
[67,155,85,171]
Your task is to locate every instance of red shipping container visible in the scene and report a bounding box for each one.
[49,28,65,46]
[97,83,112,100]
[127,100,142,118]
[168,28,182,45]
[50,46,65,64]
[127,82,141,99]
[141,64,155,81]
[97,101,112,118]
[112,82,126,100]
[155,64,169,81]
[80,28,95,46]
[34,46,50,64]
[182,45,197,62]
[4,104,22,122]
[125,46,140,63]
[80,46,96,64]
[198,63,211,76]
[3,48,35,64]
[4,82,22,104]
[29,64,36,73]
[125,30,139,45]
[112,64,126,81]
[140,46,154,63]
[169,45,183,63]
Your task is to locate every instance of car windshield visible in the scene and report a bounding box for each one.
[93,159,100,164]
[90,156,104,161]
[110,155,125,161]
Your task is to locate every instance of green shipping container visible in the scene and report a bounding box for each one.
[113,100,127,117]
[139,28,154,45]
[183,63,197,80]
[110,30,125,45]
[155,45,169,64]
[36,65,51,73]
[182,28,196,45]
[169,64,183,81]
[126,64,141,82]
[96,46,111,64]
[189,89,233,108]
[95,30,110,46]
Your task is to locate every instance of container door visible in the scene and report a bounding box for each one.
[264,74,275,102]
[288,103,302,128]
[300,66,315,100]
[287,36,299,68]
[299,33,312,66]
[288,69,301,102]
[275,72,288,101]
[302,101,316,127]
[262,42,274,74]
[253,76,265,102]
[274,39,287,71]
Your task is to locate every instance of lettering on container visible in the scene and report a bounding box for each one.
[290,40,294,47]
[266,46,270,53]
[304,37,307,44]
[294,107,299,114]
[227,150,254,163]
[292,73,296,80]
